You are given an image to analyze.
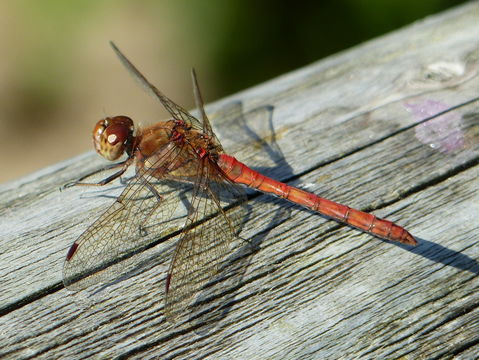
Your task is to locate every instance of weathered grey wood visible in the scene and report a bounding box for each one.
[1,2,479,359]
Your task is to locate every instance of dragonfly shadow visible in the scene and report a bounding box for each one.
[393,236,479,275]
[67,181,125,200]
[164,100,477,329]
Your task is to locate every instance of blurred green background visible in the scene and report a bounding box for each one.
[0,0,467,183]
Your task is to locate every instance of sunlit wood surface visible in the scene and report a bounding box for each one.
[1,3,478,359]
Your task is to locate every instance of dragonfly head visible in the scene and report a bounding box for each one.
[93,116,135,161]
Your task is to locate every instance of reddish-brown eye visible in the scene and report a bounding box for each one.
[92,116,134,161]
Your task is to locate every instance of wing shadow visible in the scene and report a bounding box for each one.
[175,101,296,332]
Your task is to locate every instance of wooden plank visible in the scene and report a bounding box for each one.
[1,2,479,359]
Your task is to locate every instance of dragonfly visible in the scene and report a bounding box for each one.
[63,42,416,321]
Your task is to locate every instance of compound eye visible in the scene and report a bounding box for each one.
[92,116,134,161]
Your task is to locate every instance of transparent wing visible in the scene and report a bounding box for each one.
[164,158,247,322]
[190,68,222,150]
[110,41,204,132]
[63,142,193,291]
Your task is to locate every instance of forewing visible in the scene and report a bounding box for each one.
[110,42,203,132]
[63,143,193,291]
[164,159,247,321]
[190,68,223,152]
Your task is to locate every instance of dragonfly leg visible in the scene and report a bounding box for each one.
[138,180,164,236]
[62,160,130,190]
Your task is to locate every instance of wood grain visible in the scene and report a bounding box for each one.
[1,3,479,359]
